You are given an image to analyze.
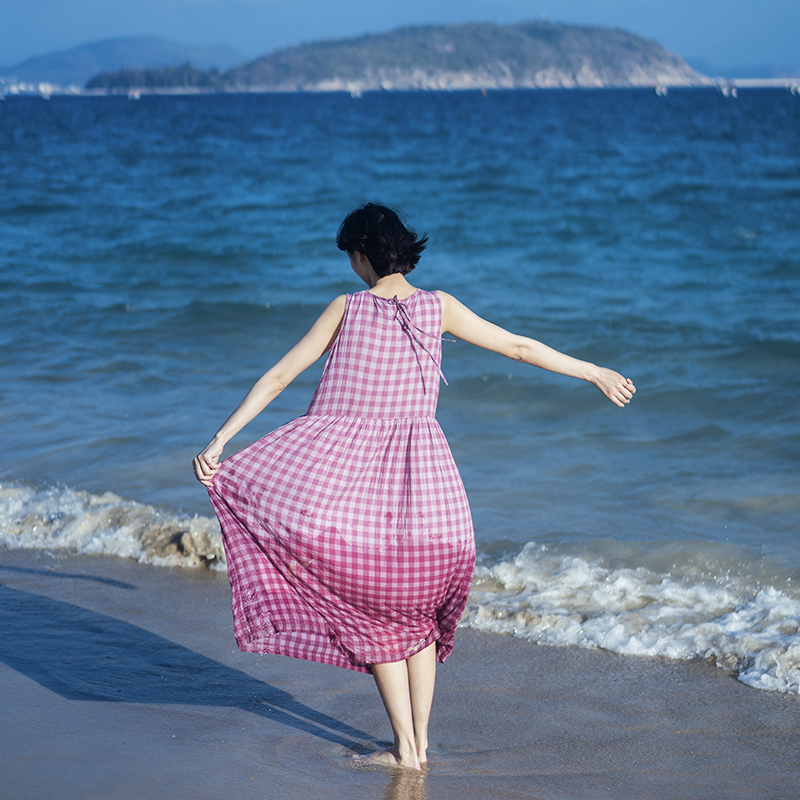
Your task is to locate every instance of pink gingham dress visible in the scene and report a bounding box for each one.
[208,289,475,673]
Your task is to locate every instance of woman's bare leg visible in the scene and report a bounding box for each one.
[407,642,436,764]
[368,642,437,769]
[369,659,419,768]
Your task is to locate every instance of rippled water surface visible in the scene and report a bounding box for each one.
[2,88,799,690]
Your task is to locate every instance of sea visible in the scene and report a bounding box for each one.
[1,88,799,694]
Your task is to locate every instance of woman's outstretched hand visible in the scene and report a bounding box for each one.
[591,368,636,407]
[193,438,224,487]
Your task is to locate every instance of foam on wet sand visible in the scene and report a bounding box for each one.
[2,549,798,800]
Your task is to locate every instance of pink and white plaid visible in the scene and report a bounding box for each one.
[209,290,475,673]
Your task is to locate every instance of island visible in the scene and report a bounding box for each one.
[86,21,709,93]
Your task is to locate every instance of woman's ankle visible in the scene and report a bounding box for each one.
[415,738,428,764]
[392,736,420,768]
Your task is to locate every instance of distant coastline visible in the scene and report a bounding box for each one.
[3,21,703,96]
[2,22,800,98]
[3,78,799,100]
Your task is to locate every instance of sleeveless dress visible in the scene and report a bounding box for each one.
[208,289,475,673]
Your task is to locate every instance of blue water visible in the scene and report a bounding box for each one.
[2,88,799,690]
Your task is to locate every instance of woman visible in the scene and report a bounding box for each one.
[194,203,635,769]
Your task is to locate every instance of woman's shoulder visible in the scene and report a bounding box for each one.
[314,294,348,328]
[432,289,454,309]
[326,294,349,312]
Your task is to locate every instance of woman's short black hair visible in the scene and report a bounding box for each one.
[336,203,428,277]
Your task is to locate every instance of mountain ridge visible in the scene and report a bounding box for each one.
[2,23,710,93]
[0,37,244,87]
[225,21,708,91]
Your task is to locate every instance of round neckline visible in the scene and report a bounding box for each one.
[366,288,421,302]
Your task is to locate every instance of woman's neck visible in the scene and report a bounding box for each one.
[367,273,417,299]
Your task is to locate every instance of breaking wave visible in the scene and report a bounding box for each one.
[463,542,800,694]
[0,484,224,570]
[3,482,799,694]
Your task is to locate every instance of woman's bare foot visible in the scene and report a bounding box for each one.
[355,742,421,769]
[367,645,436,771]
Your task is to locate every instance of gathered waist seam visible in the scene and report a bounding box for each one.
[305,413,437,423]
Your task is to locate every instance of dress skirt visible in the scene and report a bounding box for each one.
[208,289,475,673]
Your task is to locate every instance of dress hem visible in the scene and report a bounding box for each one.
[234,624,454,675]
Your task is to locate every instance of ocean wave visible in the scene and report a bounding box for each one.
[0,484,224,570]
[463,542,800,695]
[3,482,799,694]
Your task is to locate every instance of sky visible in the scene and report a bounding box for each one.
[2,0,798,70]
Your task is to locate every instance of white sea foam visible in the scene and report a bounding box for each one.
[3,483,799,694]
[462,542,800,695]
[0,484,225,570]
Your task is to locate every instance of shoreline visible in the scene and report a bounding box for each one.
[3,82,799,99]
[3,548,799,799]
[3,476,800,695]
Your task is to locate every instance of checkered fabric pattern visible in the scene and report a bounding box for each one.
[209,290,476,673]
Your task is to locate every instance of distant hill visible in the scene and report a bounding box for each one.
[86,63,226,91]
[226,21,707,91]
[0,37,244,87]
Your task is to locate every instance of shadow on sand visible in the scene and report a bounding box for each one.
[0,582,376,753]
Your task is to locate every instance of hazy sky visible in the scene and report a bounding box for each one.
[2,0,798,69]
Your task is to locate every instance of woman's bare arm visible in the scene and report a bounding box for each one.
[437,291,636,407]
[193,295,347,486]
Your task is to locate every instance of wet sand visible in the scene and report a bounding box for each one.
[1,549,798,800]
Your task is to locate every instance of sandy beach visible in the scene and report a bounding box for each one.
[1,549,798,800]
